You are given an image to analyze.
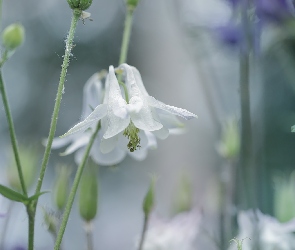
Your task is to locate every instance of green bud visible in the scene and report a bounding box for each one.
[7,145,38,191]
[217,118,240,160]
[53,165,71,211]
[79,164,98,222]
[274,172,295,223]
[67,0,92,11]
[172,173,193,215]
[127,0,140,10]
[42,207,58,236]
[2,23,25,51]
[143,176,156,216]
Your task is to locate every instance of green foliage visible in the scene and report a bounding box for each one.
[274,172,295,223]
[217,118,240,160]
[0,184,47,204]
[2,23,25,51]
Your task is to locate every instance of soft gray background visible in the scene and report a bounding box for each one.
[1,0,290,249]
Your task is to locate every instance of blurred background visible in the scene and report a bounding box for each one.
[1,0,295,249]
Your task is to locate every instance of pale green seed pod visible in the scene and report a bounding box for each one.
[67,0,92,11]
[79,165,98,222]
[53,165,71,211]
[2,23,25,51]
[143,176,156,217]
[7,145,38,191]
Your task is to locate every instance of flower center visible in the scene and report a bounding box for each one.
[123,121,141,152]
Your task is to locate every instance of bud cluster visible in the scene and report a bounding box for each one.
[67,0,92,11]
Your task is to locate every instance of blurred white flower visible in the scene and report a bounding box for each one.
[138,209,201,250]
[63,64,197,153]
[229,210,295,250]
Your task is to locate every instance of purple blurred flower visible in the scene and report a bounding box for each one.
[11,246,26,250]
[215,23,243,47]
[256,0,295,23]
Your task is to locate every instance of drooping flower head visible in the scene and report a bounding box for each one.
[61,64,197,156]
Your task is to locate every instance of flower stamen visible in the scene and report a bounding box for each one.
[123,121,141,152]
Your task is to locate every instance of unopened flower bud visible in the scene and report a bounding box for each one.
[127,0,140,10]
[79,164,98,222]
[143,176,156,217]
[172,173,193,215]
[67,0,92,11]
[217,118,240,160]
[53,165,71,211]
[7,145,38,191]
[2,23,25,51]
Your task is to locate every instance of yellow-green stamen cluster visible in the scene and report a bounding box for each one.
[123,122,141,152]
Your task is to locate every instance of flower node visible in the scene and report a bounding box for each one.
[123,122,141,152]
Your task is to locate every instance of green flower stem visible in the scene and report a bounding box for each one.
[25,9,81,250]
[119,7,134,65]
[54,122,101,250]
[34,9,81,197]
[0,71,28,197]
[137,214,149,250]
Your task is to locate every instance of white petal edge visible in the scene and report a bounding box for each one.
[152,126,169,140]
[146,96,198,120]
[100,135,119,154]
[60,135,90,156]
[61,104,107,137]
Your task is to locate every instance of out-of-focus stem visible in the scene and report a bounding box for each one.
[137,215,149,250]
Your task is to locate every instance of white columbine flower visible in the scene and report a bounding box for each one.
[229,210,295,250]
[51,72,156,166]
[137,209,201,250]
[62,64,197,153]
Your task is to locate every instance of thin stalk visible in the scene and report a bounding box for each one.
[54,122,101,250]
[27,205,35,250]
[34,9,81,197]
[119,7,134,65]
[27,9,81,250]
[85,222,94,250]
[0,71,27,197]
[137,215,149,250]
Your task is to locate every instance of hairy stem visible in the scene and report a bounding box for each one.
[27,9,81,250]
[119,8,134,65]
[54,122,101,250]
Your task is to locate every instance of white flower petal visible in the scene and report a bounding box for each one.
[50,136,73,149]
[91,138,127,166]
[146,96,198,120]
[130,66,149,96]
[100,135,118,154]
[152,127,169,140]
[144,131,157,149]
[128,147,148,161]
[127,96,143,114]
[81,73,103,119]
[61,104,107,137]
[103,66,130,139]
[60,134,90,156]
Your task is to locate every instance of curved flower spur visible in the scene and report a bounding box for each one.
[61,64,197,155]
